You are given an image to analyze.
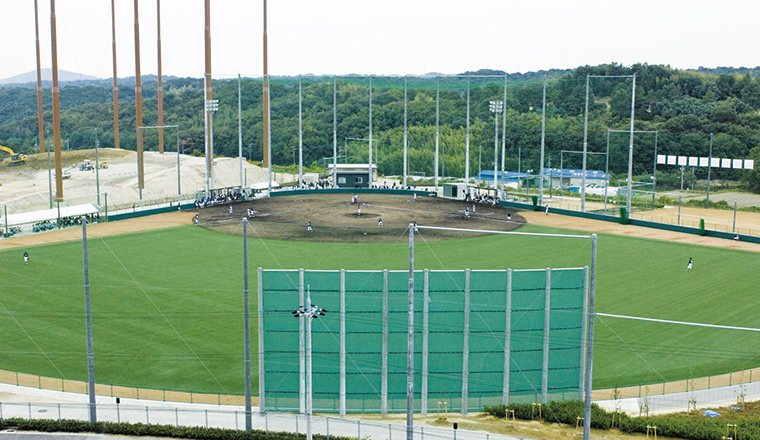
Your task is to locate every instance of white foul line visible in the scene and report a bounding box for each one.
[596,313,760,332]
[416,225,592,239]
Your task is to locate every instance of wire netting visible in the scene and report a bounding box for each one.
[261,267,586,413]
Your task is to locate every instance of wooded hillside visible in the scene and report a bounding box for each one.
[3,63,760,191]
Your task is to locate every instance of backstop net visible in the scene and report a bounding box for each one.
[258,267,588,414]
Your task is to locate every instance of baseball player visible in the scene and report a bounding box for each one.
[23,251,29,265]
[378,217,383,227]
[686,257,693,271]
[307,221,313,233]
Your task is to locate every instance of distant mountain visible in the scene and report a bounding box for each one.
[0,69,100,85]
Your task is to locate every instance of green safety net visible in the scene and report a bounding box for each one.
[261,267,586,413]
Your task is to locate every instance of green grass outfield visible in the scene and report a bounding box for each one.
[1,223,759,396]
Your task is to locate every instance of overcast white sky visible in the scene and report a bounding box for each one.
[1,0,758,81]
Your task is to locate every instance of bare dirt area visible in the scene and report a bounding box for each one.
[358,413,676,440]
[198,193,526,242]
[523,209,760,252]
[0,148,272,214]
[0,211,194,250]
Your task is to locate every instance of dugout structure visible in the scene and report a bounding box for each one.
[258,266,589,415]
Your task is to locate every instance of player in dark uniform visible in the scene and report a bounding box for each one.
[686,257,692,271]
[23,251,29,265]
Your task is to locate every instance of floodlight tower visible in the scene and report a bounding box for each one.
[293,287,327,440]
[489,101,503,190]
[205,99,219,195]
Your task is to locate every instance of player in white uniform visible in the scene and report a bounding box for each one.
[23,251,29,265]
[686,257,692,271]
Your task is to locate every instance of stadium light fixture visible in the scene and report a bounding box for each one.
[489,101,503,190]
[293,286,327,440]
[205,99,219,196]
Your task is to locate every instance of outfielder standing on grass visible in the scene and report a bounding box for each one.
[686,257,693,271]
[307,221,313,233]
[23,251,29,265]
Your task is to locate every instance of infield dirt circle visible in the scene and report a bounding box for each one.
[199,193,525,242]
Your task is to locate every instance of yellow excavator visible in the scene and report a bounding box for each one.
[0,145,26,166]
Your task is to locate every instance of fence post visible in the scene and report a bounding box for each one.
[265,412,269,434]
[117,404,120,424]
[58,403,61,422]
[235,411,238,430]
[326,418,329,440]
[28,402,31,421]
[205,409,208,429]
[175,408,178,428]
[146,406,150,425]
[0,402,3,421]
[358,420,361,440]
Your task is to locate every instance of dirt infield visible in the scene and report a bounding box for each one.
[3,193,758,253]
[198,193,526,242]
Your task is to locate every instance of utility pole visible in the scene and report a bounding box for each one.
[293,287,327,440]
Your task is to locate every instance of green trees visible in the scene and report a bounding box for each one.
[1,64,759,191]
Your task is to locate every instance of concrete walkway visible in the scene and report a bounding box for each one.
[0,384,531,440]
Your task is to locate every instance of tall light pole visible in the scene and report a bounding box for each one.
[489,100,503,190]
[501,75,508,196]
[205,99,219,194]
[293,286,327,440]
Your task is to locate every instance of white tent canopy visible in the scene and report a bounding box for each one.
[0,204,99,227]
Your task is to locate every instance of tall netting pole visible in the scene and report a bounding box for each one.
[407,224,415,440]
[333,79,338,187]
[82,217,96,424]
[626,75,637,216]
[583,234,597,440]
[434,79,439,191]
[581,75,590,212]
[404,78,408,188]
[243,219,252,432]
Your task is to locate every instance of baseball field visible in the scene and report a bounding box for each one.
[0,193,758,399]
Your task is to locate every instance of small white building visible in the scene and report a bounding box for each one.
[327,163,377,188]
[441,182,478,200]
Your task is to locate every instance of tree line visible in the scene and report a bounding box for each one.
[2,63,760,191]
